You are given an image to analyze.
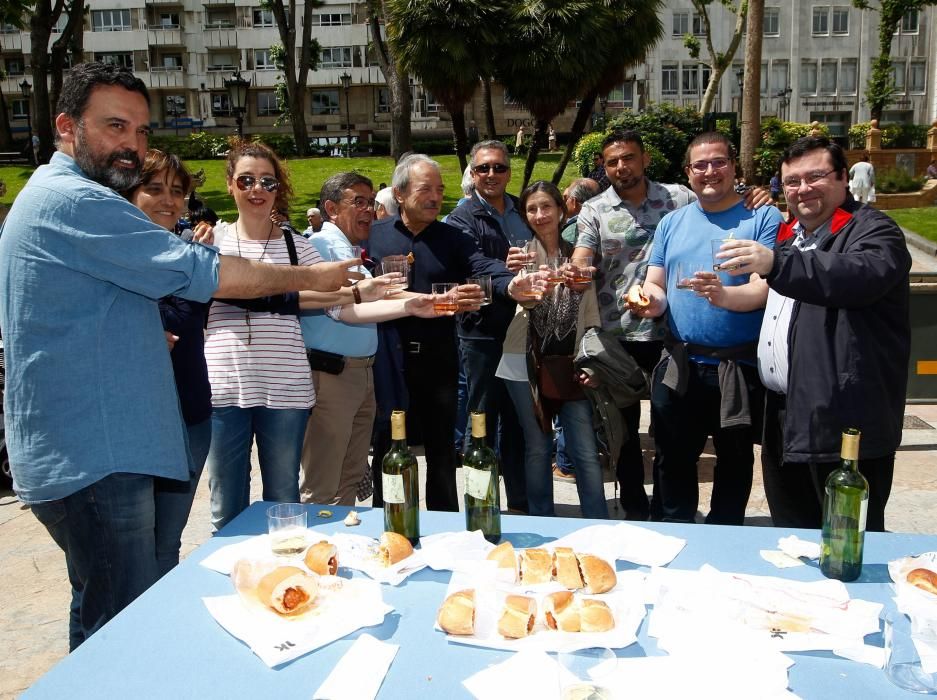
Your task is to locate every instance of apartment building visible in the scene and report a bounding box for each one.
[1,0,935,144]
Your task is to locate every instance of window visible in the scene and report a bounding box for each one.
[92,9,131,32]
[254,49,275,71]
[4,57,24,76]
[319,46,352,69]
[206,11,235,29]
[252,8,274,27]
[730,63,743,96]
[682,64,699,94]
[763,7,780,36]
[820,60,837,95]
[311,89,339,115]
[50,15,68,33]
[424,90,441,113]
[812,7,829,35]
[95,52,134,70]
[810,111,850,143]
[207,52,237,71]
[11,98,27,119]
[891,59,906,92]
[312,12,351,26]
[899,9,919,34]
[760,61,768,95]
[770,61,789,95]
[257,91,280,116]
[672,11,688,36]
[606,81,634,108]
[157,13,180,29]
[800,59,818,94]
[152,54,182,70]
[165,95,185,119]
[376,87,390,113]
[0,22,18,34]
[832,7,849,35]
[909,61,926,93]
[841,58,858,94]
[691,13,706,36]
[211,93,231,116]
[661,64,678,95]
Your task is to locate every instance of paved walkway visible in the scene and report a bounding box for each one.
[3,232,936,698]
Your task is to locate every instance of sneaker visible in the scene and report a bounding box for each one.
[552,464,575,481]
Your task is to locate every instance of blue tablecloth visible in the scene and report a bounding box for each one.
[24,504,936,698]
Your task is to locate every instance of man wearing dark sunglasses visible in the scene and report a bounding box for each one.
[447,140,533,514]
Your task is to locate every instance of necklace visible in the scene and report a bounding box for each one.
[235,220,276,345]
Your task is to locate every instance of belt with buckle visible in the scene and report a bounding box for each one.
[406,341,422,354]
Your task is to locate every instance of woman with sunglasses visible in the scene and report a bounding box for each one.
[497,181,608,519]
[123,149,214,574]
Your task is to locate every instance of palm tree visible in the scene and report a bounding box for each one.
[496,0,663,188]
[384,0,508,171]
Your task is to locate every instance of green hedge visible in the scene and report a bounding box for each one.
[877,168,927,194]
[848,122,929,150]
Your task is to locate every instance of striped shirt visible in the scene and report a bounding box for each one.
[205,231,320,409]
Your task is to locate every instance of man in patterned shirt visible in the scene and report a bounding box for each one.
[574,129,768,520]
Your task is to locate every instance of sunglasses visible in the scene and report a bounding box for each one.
[235,175,279,192]
[473,163,509,174]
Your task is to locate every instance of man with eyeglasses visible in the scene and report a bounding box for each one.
[447,140,532,514]
[718,136,911,532]
[0,63,359,649]
[627,132,782,525]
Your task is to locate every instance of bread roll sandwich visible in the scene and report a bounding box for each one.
[437,589,476,636]
[580,599,614,633]
[379,531,414,566]
[519,548,553,585]
[498,594,537,639]
[908,568,937,595]
[627,285,650,308]
[304,540,339,576]
[544,590,581,632]
[552,547,585,589]
[256,566,319,616]
[487,541,517,582]
[577,553,617,594]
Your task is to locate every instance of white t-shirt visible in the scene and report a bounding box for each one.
[205,232,321,409]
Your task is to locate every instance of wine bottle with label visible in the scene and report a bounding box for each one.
[820,428,868,582]
[382,410,420,545]
[463,411,501,544]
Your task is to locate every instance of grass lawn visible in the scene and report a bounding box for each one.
[888,207,937,243]
[0,153,577,225]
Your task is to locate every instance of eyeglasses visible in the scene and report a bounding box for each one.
[473,163,510,174]
[341,196,377,211]
[782,169,835,190]
[688,158,731,174]
[235,175,279,192]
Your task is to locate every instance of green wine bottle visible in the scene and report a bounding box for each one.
[820,428,868,582]
[463,411,501,544]
[382,410,420,546]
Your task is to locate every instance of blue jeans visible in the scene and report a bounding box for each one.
[505,380,608,519]
[461,338,527,512]
[154,417,212,576]
[30,473,159,651]
[206,406,306,531]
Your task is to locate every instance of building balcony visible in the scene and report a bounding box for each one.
[0,32,22,52]
[138,68,184,89]
[147,28,183,46]
[204,28,238,48]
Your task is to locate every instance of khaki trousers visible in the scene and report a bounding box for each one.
[299,359,376,506]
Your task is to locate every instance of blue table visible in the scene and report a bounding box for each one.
[23,504,936,698]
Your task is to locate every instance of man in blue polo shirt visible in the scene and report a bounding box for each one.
[631,132,781,525]
[0,62,355,649]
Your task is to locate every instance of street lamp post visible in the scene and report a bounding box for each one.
[340,72,352,158]
[599,95,609,127]
[735,67,745,117]
[775,86,792,121]
[224,68,251,139]
[19,79,34,166]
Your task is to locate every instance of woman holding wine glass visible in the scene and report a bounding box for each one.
[497,181,608,519]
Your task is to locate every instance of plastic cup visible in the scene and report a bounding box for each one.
[885,610,937,694]
[266,503,308,557]
[380,256,410,292]
[557,647,618,700]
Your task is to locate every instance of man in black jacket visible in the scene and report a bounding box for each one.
[447,141,531,513]
[719,136,911,531]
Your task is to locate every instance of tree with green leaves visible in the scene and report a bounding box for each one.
[852,0,937,121]
[384,0,507,171]
[740,0,763,181]
[0,0,32,149]
[264,0,322,156]
[365,0,411,161]
[683,0,749,116]
[496,0,664,188]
